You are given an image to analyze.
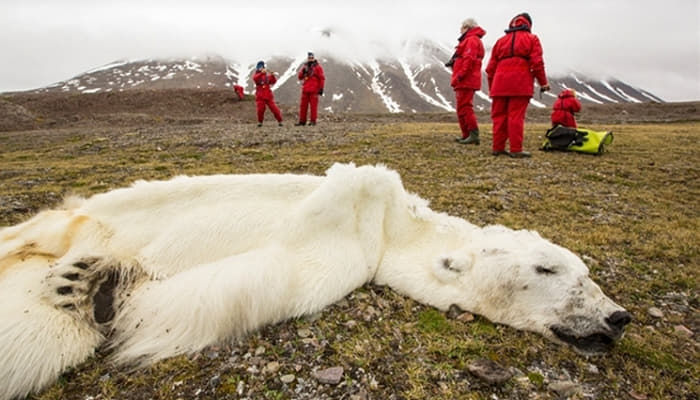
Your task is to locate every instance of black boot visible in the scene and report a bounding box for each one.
[459,129,480,145]
[509,151,532,158]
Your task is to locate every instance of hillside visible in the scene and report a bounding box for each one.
[0,89,694,134]
[17,42,664,114]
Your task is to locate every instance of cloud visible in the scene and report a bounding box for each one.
[0,0,698,101]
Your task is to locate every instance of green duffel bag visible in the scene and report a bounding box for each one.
[542,125,614,155]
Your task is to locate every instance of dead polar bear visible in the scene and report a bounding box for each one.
[0,163,630,400]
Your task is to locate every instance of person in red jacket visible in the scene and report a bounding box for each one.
[486,12,550,158]
[233,84,244,100]
[551,89,581,128]
[296,52,325,126]
[252,61,283,127]
[448,18,486,145]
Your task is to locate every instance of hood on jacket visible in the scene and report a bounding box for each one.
[466,26,486,38]
[506,13,532,32]
[458,25,486,41]
[559,89,576,98]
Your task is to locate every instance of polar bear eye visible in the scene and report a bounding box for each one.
[535,265,556,275]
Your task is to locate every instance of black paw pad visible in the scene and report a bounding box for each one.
[62,272,81,281]
[74,261,91,270]
[57,286,73,295]
[93,271,120,324]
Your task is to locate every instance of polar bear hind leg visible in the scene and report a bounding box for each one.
[0,208,127,400]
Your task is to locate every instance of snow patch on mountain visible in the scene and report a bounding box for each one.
[475,90,492,103]
[273,56,307,93]
[586,83,618,103]
[602,81,642,103]
[368,60,401,113]
[576,90,604,105]
[530,98,546,108]
[86,60,129,75]
[640,91,660,102]
[398,58,453,112]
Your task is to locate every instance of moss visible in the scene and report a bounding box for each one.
[417,309,451,333]
[527,372,545,388]
[617,340,689,373]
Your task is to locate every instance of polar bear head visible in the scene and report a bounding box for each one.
[433,225,631,355]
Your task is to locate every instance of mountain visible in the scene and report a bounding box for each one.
[28,40,663,113]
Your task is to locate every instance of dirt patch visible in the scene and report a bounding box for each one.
[0,97,37,131]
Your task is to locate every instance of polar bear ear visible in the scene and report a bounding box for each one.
[431,256,470,283]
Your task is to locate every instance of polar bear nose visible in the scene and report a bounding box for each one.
[605,311,632,331]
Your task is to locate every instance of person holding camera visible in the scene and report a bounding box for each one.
[485,12,550,158]
[295,52,325,126]
[447,18,486,145]
[252,61,283,127]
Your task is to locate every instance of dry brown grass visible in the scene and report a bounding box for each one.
[0,117,698,400]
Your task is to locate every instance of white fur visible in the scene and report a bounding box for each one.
[0,163,627,400]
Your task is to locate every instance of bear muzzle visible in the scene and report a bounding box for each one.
[550,310,632,355]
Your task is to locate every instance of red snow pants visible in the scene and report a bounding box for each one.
[299,92,319,123]
[455,88,478,138]
[256,98,282,123]
[491,96,530,152]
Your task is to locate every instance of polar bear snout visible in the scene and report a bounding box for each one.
[550,309,632,355]
[605,310,632,334]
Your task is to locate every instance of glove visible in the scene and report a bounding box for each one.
[318,89,324,96]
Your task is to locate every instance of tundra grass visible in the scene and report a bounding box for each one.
[0,121,697,399]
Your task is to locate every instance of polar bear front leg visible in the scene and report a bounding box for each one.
[43,255,133,328]
[0,257,106,400]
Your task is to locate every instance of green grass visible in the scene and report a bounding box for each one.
[0,119,698,400]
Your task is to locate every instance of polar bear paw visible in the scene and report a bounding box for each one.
[44,257,103,314]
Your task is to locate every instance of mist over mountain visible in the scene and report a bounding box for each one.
[27,36,663,113]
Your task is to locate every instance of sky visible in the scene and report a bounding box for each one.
[1,0,698,101]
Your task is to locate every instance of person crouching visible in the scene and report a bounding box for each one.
[551,89,581,128]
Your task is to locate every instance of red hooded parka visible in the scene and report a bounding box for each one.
[298,61,325,94]
[486,15,548,97]
[253,71,277,100]
[551,89,582,128]
[451,26,486,90]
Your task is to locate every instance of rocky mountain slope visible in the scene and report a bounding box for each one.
[25,41,663,113]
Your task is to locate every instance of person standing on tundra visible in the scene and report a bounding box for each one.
[252,61,283,127]
[486,12,550,158]
[551,89,582,128]
[296,52,325,126]
[448,18,486,145]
